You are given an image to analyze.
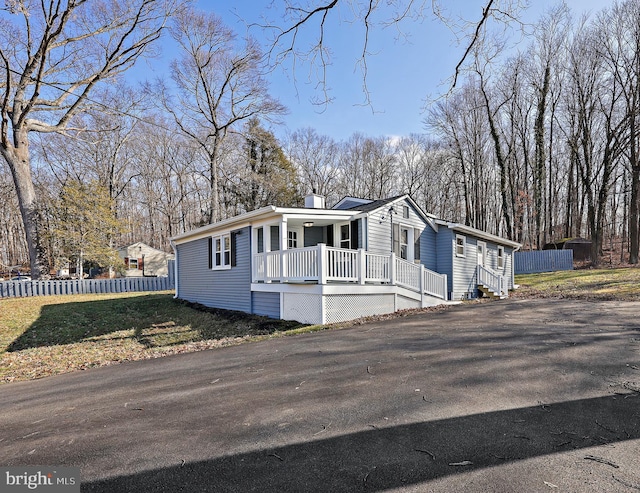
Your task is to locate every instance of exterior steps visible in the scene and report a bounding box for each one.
[478,284,507,300]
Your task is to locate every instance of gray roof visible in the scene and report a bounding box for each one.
[335,195,404,213]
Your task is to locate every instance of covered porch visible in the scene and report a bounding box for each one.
[251,244,449,325]
[252,244,449,301]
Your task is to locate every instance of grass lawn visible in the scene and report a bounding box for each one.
[515,267,640,300]
[3,267,640,384]
[0,292,306,384]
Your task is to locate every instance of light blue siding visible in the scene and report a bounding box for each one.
[484,243,515,288]
[452,235,481,299]
[366,198,433,259]
[252,292,280,318]
[176,226,252,312]
[421,225,437,271]
[366,208,392,255]
[436,227,454,297]
[438,228,517,299]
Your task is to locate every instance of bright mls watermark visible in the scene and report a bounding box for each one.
[1,467,80,492]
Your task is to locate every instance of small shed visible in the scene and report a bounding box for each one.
[118,242,175,277]
[543,237,591,262]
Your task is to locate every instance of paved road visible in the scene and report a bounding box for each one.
[1,298,639,492]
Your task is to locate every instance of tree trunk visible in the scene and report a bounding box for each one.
[629,167,640,264]
[533,66,550,250]
[2,132,49,279]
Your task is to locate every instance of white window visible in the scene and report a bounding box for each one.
[402,205,410,219]
[128,257,138,269]
[288,230,298,249]
[455,235,466,257]
[400,227,409,260]
[256,227,264,253]
[477,241,486,267]
[497,246,505,269]
[213,234,231,269]
[340,224,350,249]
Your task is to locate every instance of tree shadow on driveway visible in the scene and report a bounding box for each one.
[83,393,640,492]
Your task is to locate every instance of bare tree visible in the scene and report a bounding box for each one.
[336,134,397,200]
[599,0,640,263]
[563,20,624,265]
[154,6,287,224]
[0,0,178,278]
[260,0,526,105]
[286,127,340,204]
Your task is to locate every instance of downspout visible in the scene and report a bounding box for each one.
[512,243,522,290]
[170,239,178,299]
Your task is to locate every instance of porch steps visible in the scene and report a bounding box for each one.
[478,284,507,300]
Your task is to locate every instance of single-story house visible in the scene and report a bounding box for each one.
[171,194,521,325]
[118,242,175,277]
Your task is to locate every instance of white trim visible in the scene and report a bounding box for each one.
[439,220,521,249]
[497,245,505,269]
[170,240,179,299]
[455,234,466,258]
[172,206,356,245]
[211,233,231,270]
[476,240,486,267]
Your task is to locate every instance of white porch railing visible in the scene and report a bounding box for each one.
[477,265,508,298]
[395,258,421,291]
[423,266,449,299]
[253,244,448,300]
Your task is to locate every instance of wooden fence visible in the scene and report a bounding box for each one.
[514,250,574,274]
[0,276,174,299]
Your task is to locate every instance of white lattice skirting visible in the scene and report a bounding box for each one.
[265,284,448,325]
[282,292,399,325]
[324,293,395,324]
[282,293,323,325]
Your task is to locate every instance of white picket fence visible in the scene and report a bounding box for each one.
[0,276,174,299]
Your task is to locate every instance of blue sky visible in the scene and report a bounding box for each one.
[166,0,611,141]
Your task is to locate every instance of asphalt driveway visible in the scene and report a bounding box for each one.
[1,298,639,492]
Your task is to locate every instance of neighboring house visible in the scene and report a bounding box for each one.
[171,194,521,325]
[118,242,175,277]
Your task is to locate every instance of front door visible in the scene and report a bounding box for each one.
[477,241,486,267]
[288,227,302,249]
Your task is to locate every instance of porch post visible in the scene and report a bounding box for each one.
[318,243,327,284]
[280,219,287,280]
[389,252,396,285]
[358,249,366,285]
[419,264,425,307]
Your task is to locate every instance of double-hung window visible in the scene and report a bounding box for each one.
[400,227,409,260]
[340,224,350,249]
[455,234,466,257]
[212,234,231,269]
[288,230,298,249]
[497,246,505,269]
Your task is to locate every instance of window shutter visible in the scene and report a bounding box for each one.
[326,225,334,247]
[208,237,213,269]
[393,223,400,256]
[270,225,280,251]
[414,228,421,261]
[350,220,359,249]
[138,257,144,270]
[231,232,237,267]
[124,257,129,268]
